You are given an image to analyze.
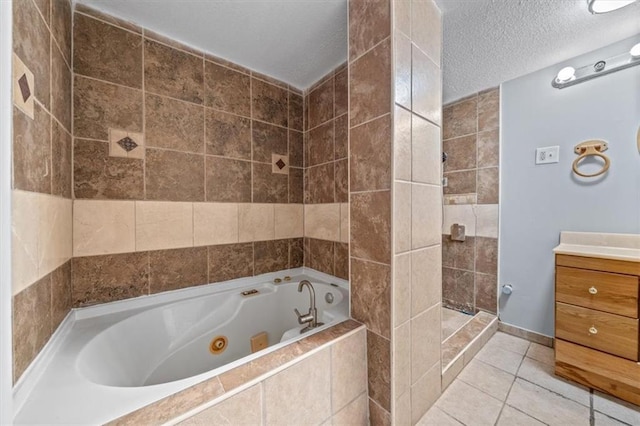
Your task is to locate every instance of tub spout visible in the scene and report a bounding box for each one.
[294,280,324,333]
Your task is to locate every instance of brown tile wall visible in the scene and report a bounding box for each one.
[392,0,444,424]
[441,88,500,315]
[72,6,303,204]
[71,239,303,307]
[12,0,73,383]
[348,0,394,422]
[301,63,350,277]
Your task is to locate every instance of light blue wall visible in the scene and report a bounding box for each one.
[499,35,640,337]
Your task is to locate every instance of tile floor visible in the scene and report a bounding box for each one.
[419,332,640,426]
[442,307,474,341]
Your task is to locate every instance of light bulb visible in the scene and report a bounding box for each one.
[630,43,640,59]
[556,67,576,83]
[587,0,637,14]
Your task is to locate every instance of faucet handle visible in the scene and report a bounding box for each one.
[294,308,313,325]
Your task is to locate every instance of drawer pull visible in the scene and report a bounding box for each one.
[589,326,598,335]
[588,286,598,295]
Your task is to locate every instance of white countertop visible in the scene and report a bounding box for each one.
[553,232,640,263]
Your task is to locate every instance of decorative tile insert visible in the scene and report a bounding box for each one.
[109,128,145,159]
[12,54,35,119]
[117,136,138,152]
[272,154,289,175]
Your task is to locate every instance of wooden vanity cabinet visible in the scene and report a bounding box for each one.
[554,254,640,406]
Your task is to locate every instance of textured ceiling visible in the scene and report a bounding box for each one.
[434,0,640,103]
[75,0,347,90]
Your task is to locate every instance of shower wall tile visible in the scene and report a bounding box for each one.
[238,204,275,242]
[51,261,72,330]
[335,159,349,203]
[144,28,203,56]
[477,167,499,204]
[394,182,412,253]
[307,121,334,166]
[443,134,477,172]
[475,237,498,275]
[51,0,72,64]
[73,200,136,256]
[331,327,367,412]
[477,129,500,168]
[394,106,412,181]
[252,163,288,203]
[289,130,304,168]
[12,104,51,194]
[411,184,441,250]
[149,247,208,293]
[443,169,476,195]
[12,274,51,383]
[394,253,411,326]
[442,267,474,313]
[395,32,412,110]
[252,78,288,127]
[73,75,143,141]
[394,0,411,36]
[135,201,193,251]
[193,202,239,246]
[146,94,204,153]
[366,330,391,411]
[205,156,252,203]
[334,114,348,160]
[476,272,497,314]
[351,191,391,264]
[306,237,335,275]
[309,81,334,131]
[71,252,150,307]
[411,361,442,424]
[73,139,144,200]
[51,119,72,198]
[351,258,391,339]
[51,43,72,131]
[442,235,475,271]
[350,114,391,192]
[350,38,391,127]
[144,39,204,104]
[289,92,304,131]
[274,204,304,239]
[478,88,500,132]
[411,246,442,316]
[204,61,251,116]
[443,97,477,140]
[289,168,304,204]
[411,0,442,65]
[145,149,205,202]
[252,121,288,163]
[412,114,441,185]
[289,238,304,268]
[305,162,335,204]
[254,239,289,275]
[335,69,348,117]
[73,13,143,88]
[13,0,50,109]
[208,243,254,283]
[334,242,349,280]
[411,304,440,384]
[348,0,390,60]
[411,45,442,125]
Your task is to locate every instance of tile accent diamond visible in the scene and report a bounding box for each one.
[18,74,31,102]
[271,153,289,175]
[117,136,138,152]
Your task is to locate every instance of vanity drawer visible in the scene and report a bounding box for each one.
[556,266,639,318]
[556,302,639,361]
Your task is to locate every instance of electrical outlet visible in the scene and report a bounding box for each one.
[535,146,560,164]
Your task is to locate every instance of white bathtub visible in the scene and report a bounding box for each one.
[14,268,349,425]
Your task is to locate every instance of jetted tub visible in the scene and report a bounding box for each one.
[14,268,349,425]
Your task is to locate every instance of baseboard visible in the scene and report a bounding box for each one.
[498,321,554,347]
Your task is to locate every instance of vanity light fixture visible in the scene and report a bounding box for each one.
[552,42,640,89]
[587,0,637,14]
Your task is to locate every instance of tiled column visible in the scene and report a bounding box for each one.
[392,0,443,425]
[348,0,393,424]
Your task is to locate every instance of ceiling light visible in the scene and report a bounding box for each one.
[587,0,637,14]
[631,43,640,59]
[555,67,576,84]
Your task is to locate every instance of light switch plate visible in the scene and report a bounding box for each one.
[535,146,560,164]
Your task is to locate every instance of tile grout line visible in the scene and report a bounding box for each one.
[492,341,529,426]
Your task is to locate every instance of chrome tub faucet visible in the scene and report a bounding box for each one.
[294,280,324,333]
